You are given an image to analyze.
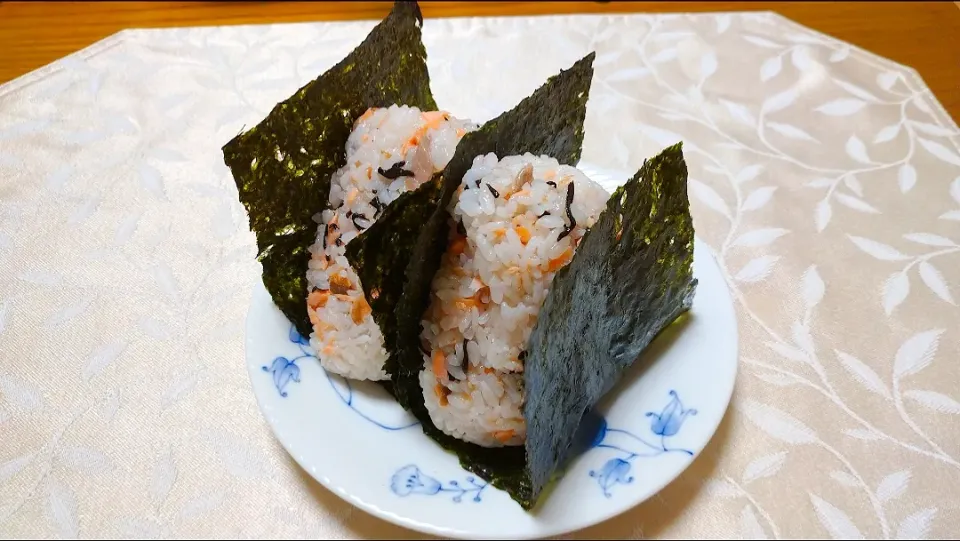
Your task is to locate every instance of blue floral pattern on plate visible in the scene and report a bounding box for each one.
[390,465,488,503]
[266,325,698,502]
[260,325,311,397]
[385,391,698,503]
[263,324,417,431]
[589,390,697,497]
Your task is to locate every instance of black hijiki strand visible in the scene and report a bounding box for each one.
[460,339,470,378]
[335,236,343,247]
[518,350,527,361]
[538,211,550,218]
[474,179,481,188]
[557,181,576,242]
[378,161,416,180]
[321,224,329,250]
[546,181,557,187]
[352,213,369,231]
[346,210,353,219]
[487,185,500,198]
[371,197,384,218]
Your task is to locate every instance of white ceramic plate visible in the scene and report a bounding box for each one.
[245,163,738,540]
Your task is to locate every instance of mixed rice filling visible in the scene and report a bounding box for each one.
[306,105,476,381]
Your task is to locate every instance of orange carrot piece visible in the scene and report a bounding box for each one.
[454,298,479,311]
[329,274,352,295]
[548,247,574,272]
[434,384,450,406]
[515,226,531,244]
[432,349,448,382]
[351,296,371,324]
[307,289,330,310]
[422,111,447,129]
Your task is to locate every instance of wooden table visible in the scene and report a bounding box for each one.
[1,1,958,121]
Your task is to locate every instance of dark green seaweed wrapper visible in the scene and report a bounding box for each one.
[345,172,443,359]
[221,0,436,338]
[523,142,698,499]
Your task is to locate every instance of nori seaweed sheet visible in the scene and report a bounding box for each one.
[346,53,597,508]
[523,142,698,499]
[345,172,443,356]
[221,1,436,338]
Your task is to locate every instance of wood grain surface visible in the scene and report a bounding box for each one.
[1,1,958,120]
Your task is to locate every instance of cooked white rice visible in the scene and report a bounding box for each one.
[419,153,609,447]
[306,105,476,381]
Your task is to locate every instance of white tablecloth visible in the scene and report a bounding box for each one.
[2,11,959,539]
